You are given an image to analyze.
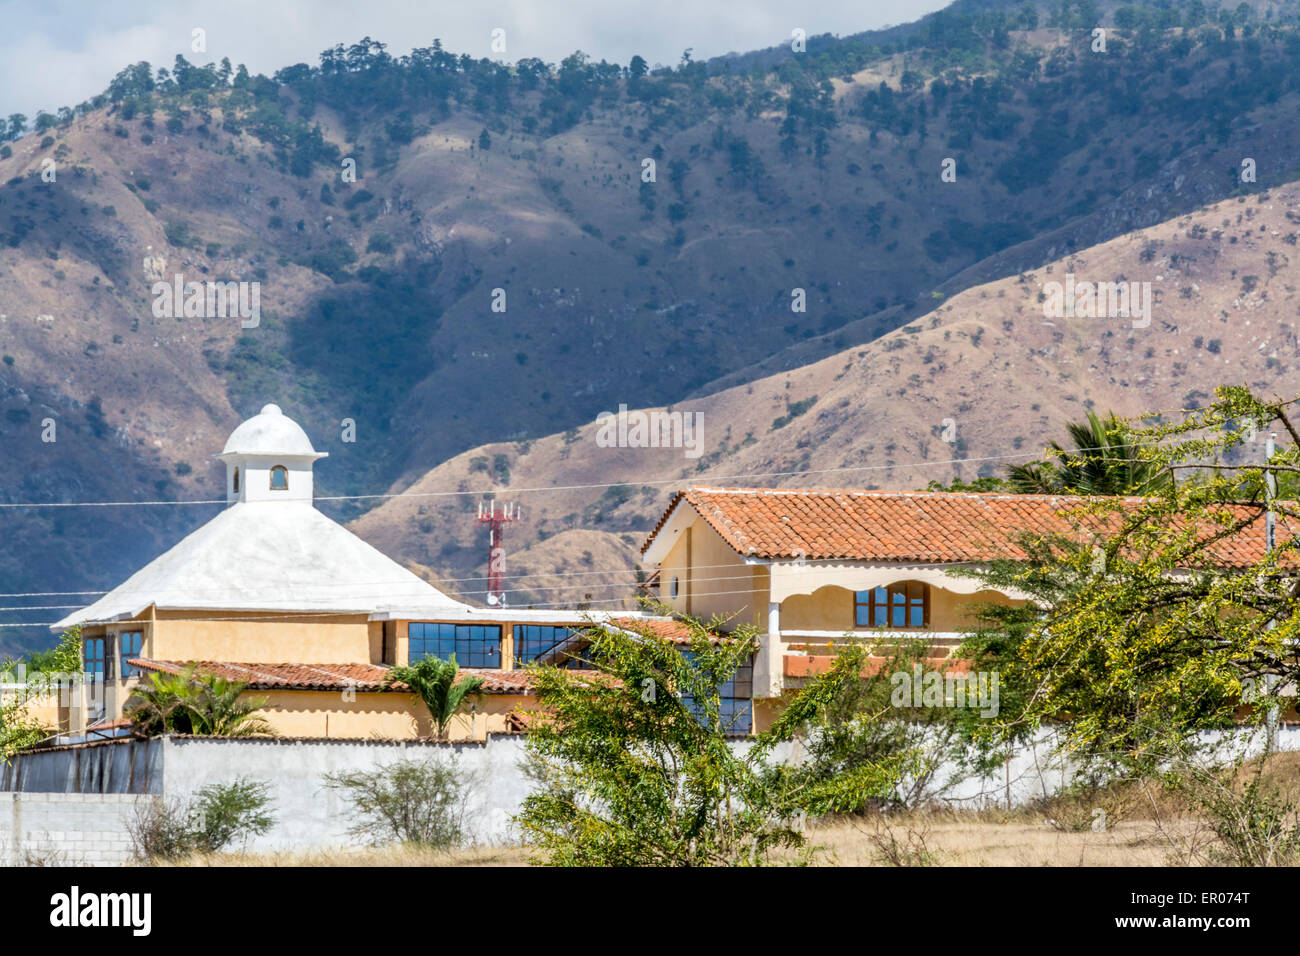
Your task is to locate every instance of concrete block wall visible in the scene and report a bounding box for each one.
[0,792,149,866]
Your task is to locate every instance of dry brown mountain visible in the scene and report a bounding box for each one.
[353,182,1300,608]
[4,11,1300,649]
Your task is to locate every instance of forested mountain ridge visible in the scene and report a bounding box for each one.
[3,0,1300,648]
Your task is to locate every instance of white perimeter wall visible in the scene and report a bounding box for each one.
[4,728,1300,865]
[161,735,535,852]
[0,792,148,866]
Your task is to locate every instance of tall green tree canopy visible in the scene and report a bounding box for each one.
[516,616,916,866]
[1007,409,1170,495]
[963,387,1300,767]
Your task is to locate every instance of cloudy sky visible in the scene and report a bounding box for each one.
[1,0,950,120]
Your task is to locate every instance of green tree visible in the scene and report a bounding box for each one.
[1,628,82,760]
[18,626,83,677]
[774,641,993,812]
[129,778,274,860]
[323,757,474,846]
[385,655,484,740]
[1007,409,1169,494]
[515,615,913,865]
[966,387,1300,770]
[125,665,274,737]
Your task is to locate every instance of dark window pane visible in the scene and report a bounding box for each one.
[84,638,109,677]
[515,625,580,665]
[681,654,754,735]
[409,622,501,668]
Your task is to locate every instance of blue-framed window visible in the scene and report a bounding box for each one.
[83,636,110,679]
[409,622,502,669]
[855,582,928,628]
[680,651,754,735]
[514,625,582,666]
[119,631,144,677]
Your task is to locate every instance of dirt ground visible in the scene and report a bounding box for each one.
[160,818,1199,867]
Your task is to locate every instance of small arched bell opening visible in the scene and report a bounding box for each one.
[232,467,240,494]
[269,465,289,491]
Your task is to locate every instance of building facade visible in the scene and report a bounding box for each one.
[37,422,1275,744]
[47,404,652,741]
[638,485,1271,730]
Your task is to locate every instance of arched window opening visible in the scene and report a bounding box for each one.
[270,465,289,491]
[232,467,240,493]
[855,581,929,629]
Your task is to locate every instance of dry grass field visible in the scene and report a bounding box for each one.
[158,817,1193,867]
[157,752,1300,867]
[800,815,1194,867]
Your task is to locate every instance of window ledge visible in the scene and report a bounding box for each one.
[781,629,964,640]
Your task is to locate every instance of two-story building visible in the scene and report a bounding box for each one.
[39,409,1275,744]
[48,404,653,741]
[637,485,1271,731]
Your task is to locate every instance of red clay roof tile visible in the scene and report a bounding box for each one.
[642,487,1274,567]
[128,659,543,694]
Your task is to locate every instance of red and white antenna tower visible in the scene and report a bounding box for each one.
[475,499,522,607]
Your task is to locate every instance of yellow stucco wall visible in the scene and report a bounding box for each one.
[780,584,1018,633]
[150,611,373,663]
[781,587,853,630]
[52,607,590,740]
[60,611,579,739]
[253,689,531,741]
[5,686,64,734]
[658,516,767,629]
[931,586,1018,629]
[655,510,1024,644]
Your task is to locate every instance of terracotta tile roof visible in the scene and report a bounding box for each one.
[609,617,733,645]
[610,617,692,645]
[128,659,541,695]
[642,486,1274,567]
[84,717,135,731]
[506,709,537,733]
[520,617,704,656]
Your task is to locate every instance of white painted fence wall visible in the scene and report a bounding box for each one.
[4,727,1300,865]
[0,735,540,864]
[162,735,536,851]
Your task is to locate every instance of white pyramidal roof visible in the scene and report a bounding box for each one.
[56,405,468,628]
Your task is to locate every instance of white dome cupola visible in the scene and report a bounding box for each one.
[215,403,327,505]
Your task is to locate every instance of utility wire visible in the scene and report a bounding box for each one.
[0,441,1169,511]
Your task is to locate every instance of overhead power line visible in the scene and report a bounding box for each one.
[0,443,1144,511]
